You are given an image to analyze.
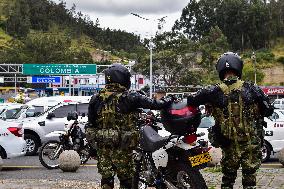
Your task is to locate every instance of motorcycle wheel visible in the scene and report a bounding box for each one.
[170,164,207,189]
[39,141,63,169]
[133,154,156,189]
[79,145,91,164]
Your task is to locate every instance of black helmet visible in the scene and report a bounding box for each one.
[160,98,201,135]
[216,52,243,80]
[104,63,131,89]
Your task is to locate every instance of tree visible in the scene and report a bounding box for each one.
[199,26,230,69]
[0,32,93,64]
[242,63,265,83]
[173,0,283,50]
[134,32,200,86]
[6,0,31,38]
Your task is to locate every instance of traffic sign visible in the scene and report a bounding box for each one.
[23,64,97,75]
[28,76,61,84]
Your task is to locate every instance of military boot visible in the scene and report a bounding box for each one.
[101,177,114,189]
[120,178,132,189]
[243,186,256,189]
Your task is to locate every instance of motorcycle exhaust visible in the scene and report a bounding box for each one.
[164,180,178,189]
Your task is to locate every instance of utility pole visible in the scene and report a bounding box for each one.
[130,13,167,98]
[149,39,153,98]
[251,52,257,85]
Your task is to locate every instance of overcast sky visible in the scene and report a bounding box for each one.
[52,0,189,38]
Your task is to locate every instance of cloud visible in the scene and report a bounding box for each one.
[59,0,188,16]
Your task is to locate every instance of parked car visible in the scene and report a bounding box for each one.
[0,103,24,120]
[20,100,89,155]
[0,120,26,159]
[272,98,284,109]
[0,104,45,121]
[197,116,215,143]
[196,112,284,162]
[262,112,284,161]
[266,109,284,122]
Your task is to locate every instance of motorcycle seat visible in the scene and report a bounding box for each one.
[139,126,169,152]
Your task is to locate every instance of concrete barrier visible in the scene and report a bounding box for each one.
[208,147,222,167]
[59,150,81,172]
[278,148,284,166]
[0,157,3,171]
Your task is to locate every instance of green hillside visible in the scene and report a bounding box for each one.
[0,0,146,65]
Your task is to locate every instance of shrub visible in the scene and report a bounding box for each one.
[256,49,275,62]
[277,56,284,64]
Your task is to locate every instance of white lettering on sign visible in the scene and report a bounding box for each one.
[39,68,75,74]
[267,89,284,95]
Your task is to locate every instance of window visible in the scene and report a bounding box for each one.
[269,112,279,120]
[198,116,215,128]
[52,104,76,118]
[77,103,89,116]
[274,101,280,104]
[4,108,22,119]
[32,106,45,114]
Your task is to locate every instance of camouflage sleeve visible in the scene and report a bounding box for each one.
[187,85,222,106]
[251,84,274,117]
[87,94,99,127]
[128,91,172,110]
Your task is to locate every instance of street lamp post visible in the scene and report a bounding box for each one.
[149,39,153,98]
[251,52,257,85]
[131,13,167,98]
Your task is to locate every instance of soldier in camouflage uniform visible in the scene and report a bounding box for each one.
[188,52,273,189]
[86,64,172,189]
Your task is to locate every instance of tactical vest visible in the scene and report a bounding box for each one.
[212,80,258,142]
[95,84,138,149]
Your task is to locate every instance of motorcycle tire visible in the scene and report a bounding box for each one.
[79,145,91,164]
[169,163,208,189]
[39,141,63,169]
[132,154,156,189]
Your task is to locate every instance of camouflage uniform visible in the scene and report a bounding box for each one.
[188,78,273,189]
[87,83,171,189]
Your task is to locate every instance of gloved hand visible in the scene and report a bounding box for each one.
[187,95,195,106]
[161,95,177,105]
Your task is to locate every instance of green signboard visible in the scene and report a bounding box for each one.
[0,98,4,103]
[23,64,97,75]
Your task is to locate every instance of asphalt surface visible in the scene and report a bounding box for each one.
[1,155,282,180]
[1,156,101,182]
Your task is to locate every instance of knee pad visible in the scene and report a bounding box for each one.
[101,177,114,189]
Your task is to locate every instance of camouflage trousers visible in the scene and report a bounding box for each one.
[221,137,262,189]
[86,127,134,189]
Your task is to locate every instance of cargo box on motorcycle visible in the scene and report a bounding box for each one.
[160,98,201,135]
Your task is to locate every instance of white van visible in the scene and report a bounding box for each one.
[272,98,284,109]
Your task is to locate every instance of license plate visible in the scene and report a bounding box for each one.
[188,152,212,167]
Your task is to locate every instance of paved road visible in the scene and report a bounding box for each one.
[0,156,283,188]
